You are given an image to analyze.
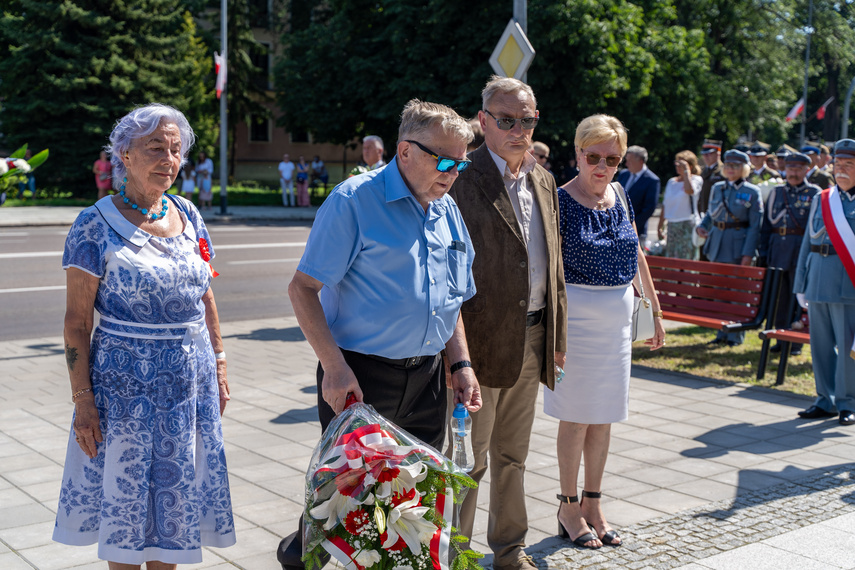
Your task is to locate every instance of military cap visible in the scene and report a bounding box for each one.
[776,144,797,158]
[748,142,770,156]
[801,144,820,155]
[833,139,855,158]
[701,139,723,155]
[734,143,750,153]
[723,149,749,164]
[785,152,811,165]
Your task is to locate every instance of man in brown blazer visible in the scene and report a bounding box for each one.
[447,76,567,570]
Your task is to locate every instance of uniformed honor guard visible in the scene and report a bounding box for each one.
[747,142,777,185]
[775,145,798,177]
[699,139,724,214]
[758,152,820,356]
[794,139,855,426]
[802,144,835,189]
[696,149,764,346]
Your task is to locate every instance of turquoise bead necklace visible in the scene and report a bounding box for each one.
[119,177,169,221]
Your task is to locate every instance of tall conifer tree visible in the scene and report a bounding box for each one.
[0,0,214,195]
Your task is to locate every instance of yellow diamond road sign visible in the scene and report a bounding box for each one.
[489,19,535,80]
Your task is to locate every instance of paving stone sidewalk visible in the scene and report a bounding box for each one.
[1,316,854,569]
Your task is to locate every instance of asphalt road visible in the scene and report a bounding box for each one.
[0,222,311,342]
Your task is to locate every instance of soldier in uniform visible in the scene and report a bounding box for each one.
[793,139,855,426]
[775,145,797,177]
[803,144,835,189]
[758,152,820,356]
[699,139,724,214]
[696,149,764,346]
[747,142,777,185]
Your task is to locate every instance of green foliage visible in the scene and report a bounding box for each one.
[0,0,214,197]
[274,0,855,178]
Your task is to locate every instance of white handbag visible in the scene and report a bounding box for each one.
[632,277,656,342]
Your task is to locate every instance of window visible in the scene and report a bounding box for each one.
[249,115,271,142]
[290,129,310,143]
[249,0,271,28]
[251,42,271,90]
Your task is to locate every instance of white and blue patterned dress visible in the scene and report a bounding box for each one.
[53,195,235,565]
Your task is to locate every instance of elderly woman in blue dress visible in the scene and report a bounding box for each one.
[547,114,665,549]
[54,103,236,569]
[696,149,764,346]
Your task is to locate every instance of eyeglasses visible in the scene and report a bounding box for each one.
[483,109,540,131]
[534,153,548,160]
[580,149,622,168]
[405,140,471,173]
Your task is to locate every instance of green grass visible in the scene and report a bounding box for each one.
[2,181,338,208]
[632,325,815,396]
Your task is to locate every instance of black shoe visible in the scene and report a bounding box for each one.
[770,343,782,353]
[790,347,802,356]
[277,531,306,570]
[798,405,836,419]
[708,338,725,345]
[840,411,855,426]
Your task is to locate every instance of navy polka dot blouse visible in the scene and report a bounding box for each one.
[558,186,639,286]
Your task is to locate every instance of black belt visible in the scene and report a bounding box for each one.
[367,354,431,368]
[777,227,804,236]
[714,221,749,230]
[526,308,545,327]
[811,244,837,256]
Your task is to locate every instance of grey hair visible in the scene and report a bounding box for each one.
[363,135,384,150]
[481,75,537,110]
[107,103,196,189]
[626,145,648,162]
[398,99,474,146]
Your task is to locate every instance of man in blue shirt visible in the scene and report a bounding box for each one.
[617,145,660,241]
[278,99,482,570]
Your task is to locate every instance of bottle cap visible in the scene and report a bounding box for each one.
[452,403,468,418]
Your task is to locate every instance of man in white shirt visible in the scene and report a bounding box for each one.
[278,153,295,206]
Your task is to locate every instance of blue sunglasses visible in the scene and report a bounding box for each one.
[405,140,471,173]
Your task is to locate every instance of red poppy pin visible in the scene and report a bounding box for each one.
[198,238,219,278]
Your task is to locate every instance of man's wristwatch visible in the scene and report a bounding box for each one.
[449,360,472,374]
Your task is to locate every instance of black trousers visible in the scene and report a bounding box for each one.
[278,349,446,568]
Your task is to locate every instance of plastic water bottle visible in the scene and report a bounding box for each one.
[451,403,474,472]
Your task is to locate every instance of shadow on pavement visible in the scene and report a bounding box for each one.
[0,341,64,360]
[270,405,318,424]
[682,419,849,459]
[225,326,306,342]
[694,463,855,519]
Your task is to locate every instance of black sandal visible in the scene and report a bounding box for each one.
[556,494,600,549]
[581,491,621,546]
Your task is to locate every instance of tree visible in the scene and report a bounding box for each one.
[274,0,505,149]
[226,0,271,177]
[528,0,714,174]
[0,0,215,196]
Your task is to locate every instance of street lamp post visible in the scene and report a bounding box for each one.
[799,0,813,149]
[219,0,229,216]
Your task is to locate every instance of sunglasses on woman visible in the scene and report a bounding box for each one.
[581,149,622,168]
[405,140,471,173]
[483,109,540,130]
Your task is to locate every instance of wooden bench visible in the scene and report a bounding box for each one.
[646,257,781,335]
[758,310,810,385]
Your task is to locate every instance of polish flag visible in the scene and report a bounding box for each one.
[214,52,227,99]
[817,97,834,120]
[785,97,805,122]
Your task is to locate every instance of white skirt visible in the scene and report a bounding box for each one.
[544,283,632,424]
